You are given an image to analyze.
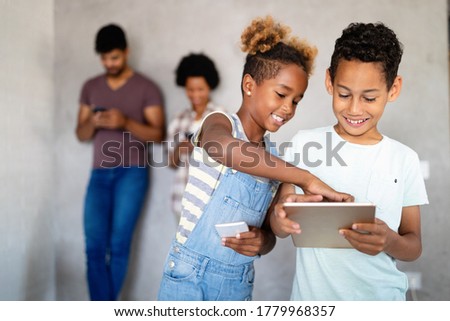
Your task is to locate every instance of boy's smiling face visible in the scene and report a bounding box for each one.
[326,59,402,145]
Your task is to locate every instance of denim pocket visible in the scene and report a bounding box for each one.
[221,196,263,227]
[163,255,197,282]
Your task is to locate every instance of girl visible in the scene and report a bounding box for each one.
[158,16,352,301]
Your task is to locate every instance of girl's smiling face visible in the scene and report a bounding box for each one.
[326,59,402,145]
[243,64,308,138]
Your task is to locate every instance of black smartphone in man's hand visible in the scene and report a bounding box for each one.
[93,106,106,113]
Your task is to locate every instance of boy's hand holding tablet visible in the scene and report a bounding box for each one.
[270,184,375,248]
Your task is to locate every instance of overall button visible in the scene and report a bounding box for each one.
[168,261,175,269]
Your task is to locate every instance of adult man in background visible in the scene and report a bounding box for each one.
[76,24,164,300]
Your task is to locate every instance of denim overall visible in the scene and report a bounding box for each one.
[158,114,279,301]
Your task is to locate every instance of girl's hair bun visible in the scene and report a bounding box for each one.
[241,16,291,55]
[240,15,318,81]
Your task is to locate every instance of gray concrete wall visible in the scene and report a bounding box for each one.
[0,0,448,301]
[0,0,55,300]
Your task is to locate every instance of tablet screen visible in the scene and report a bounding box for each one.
[283,202,375,248]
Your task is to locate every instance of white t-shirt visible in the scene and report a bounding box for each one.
[283,126,428,300]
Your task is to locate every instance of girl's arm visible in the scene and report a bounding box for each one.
[340,205,422,261]
[199,113,353,202]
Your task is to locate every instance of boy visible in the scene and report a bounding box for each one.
[270,22,428,300]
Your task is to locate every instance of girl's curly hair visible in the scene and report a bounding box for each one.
[241,16,318,86]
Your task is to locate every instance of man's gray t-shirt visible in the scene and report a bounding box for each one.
[80,72,162,168]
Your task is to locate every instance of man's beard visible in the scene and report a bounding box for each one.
[106,65,126,78]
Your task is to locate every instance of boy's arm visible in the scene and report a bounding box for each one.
[270,183,323,238]
[340,205,422,261]
[199,113,353,202]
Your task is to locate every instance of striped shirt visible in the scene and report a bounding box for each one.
[166,102,225,218]
[175,111,273,244]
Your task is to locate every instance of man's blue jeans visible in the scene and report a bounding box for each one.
[83,167,149,300]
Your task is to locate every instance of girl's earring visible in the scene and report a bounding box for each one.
[247,91,251,96]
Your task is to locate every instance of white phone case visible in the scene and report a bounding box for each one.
[215,221,249,237]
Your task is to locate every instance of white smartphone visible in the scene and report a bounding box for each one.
[215,221,249,238]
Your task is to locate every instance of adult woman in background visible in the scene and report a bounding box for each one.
[167,53,224,221]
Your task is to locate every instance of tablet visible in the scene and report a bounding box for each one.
[283,202,376,248]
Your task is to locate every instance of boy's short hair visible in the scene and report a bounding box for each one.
[175,53,220,90]
[95,24,127,54]
[329,22,403,89]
